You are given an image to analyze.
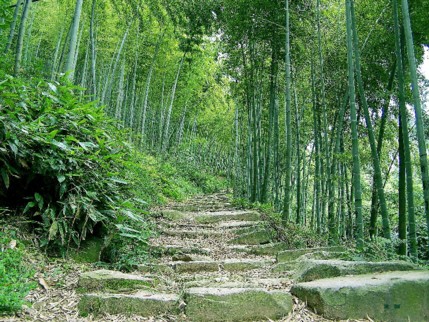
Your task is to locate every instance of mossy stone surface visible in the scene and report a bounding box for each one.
[228,242,289,256]
[291,271,429,321]
[293,259,418,282]
[277,246,347,262]
[222,259,271,271]
[78,291,179,317]
[77,270,154,293]
[69,237,104,263]
[195,210,260,224]
[173,261,220,273]
[185,287,292,321]
[228,230,273,245]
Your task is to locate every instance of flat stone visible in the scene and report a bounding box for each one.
[217,221,262,229]
[185,278,291,289]
[195,210,260,224]
[137,263,174,274]
[185,287,292,321]
[78,291,179,317]
[272,262,298,273]
[159,209,189,221]
[161,229,224,238]
[228,229,272,245]
[293,259,418,282]
[78,270,154,293]
[291,271,429,321]
[171,259,271,273]
[222,259,272,271]
[173,261,220,273]
[228,242,289,255]
[277,246,347,262]
[152,245,212,256]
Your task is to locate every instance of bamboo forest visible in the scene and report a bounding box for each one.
[1,0,429,320]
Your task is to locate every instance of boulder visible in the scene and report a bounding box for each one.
[291,270,429,321]
[293,259,418,282]
[185,287,292,321]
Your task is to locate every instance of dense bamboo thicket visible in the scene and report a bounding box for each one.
[1,0,428,259]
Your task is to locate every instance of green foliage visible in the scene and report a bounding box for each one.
[0,74,147,252]
[0,231,36,314]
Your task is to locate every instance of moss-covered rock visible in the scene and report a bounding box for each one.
[77,270,154,293]
[222,259,272,271]
[276,246,347,262]
[69,237,104,263]
[78,291,179,317]
[185,287,292,321]
[228,230,273,245]
[293,259,418,282]
[291,271,429,321]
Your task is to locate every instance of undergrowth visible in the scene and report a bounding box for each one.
[0,72,228,277]
[0,230,36,314]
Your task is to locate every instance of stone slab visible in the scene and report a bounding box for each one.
[161,229,224,238]
[222,259,272,271]
[217,221,262,229]
[172,259,271,273]
[79,291,179,317]
[78,270,154,293]
[185,287,292,321]
[291,270,429,321]
[228,229,272,245]
[277,246,347,262]
[293,259,418,282]
[228,242,289,255]
[195,210,260,224]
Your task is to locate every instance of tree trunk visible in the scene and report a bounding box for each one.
[65,0,83,80]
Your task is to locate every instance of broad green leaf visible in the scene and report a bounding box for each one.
[1,168,9,189]
[49,221,58,240]
[23,201,36,214]
[34,193,44,210]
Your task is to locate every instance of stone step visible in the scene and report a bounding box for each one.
[292,259,418,282]
[78,291,180,317]
[291,270,429,322]
[185,278,291,290]
[217,220,262,229]
[161,229,225,239]
[195,210,260,224]
[151,245,212,256]
[228,242,289,255]
[228,229,273,245]
[184,287,292,321]
[77,270,155,293]
[172,259,273,273]
[276,246,347,262]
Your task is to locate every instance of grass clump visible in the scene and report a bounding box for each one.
[0,230,36,314]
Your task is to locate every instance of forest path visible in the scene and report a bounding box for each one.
[78,193,391,321]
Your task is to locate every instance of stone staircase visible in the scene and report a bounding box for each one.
[77,193,429,321]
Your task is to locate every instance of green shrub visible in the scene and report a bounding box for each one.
[0,231,36,314]
[0,75,147,252]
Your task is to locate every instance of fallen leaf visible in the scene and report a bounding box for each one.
[8,239,17,249]
[38,277,50,290]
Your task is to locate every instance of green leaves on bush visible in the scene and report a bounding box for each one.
[0,75,147,251]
